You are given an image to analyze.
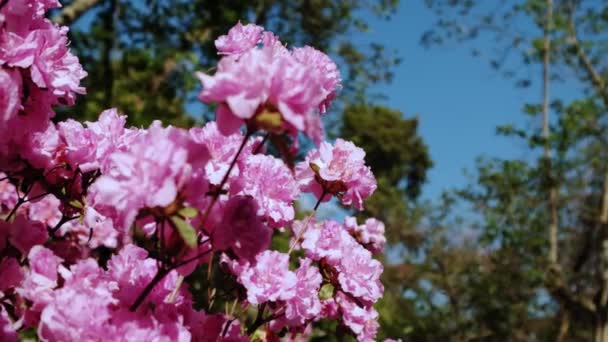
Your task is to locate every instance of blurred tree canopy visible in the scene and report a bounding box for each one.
[54,0,403,126]
[411,0,608,340]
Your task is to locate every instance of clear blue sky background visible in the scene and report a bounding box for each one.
[352,1,582,200]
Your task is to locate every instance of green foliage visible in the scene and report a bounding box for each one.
[57,0,402,127]
[415,0,608,339]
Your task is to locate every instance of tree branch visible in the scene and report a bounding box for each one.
[542,0,558,267]
[54,0,103,26]
[566,11,608,109]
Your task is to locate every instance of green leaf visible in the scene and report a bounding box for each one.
[319,283,335,300]
[69,200,84,209]
[170,216,197,248]
[178,207,198,218]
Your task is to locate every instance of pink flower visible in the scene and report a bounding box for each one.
[38,260,118,342]
[89,122,208,231]
[344,216,386,254]
[231,154,299,227]
[284,258,322,325]
[0,175,18,215]
[57,119,98,172]
[106,244,159,305]
[58,108,131,174]
[8,215,48,255]
[0,257,23,292]
[106,244,185,309]
[0,309,17,342]
[238,251,297,304]
[336,292,379,342]
[211,196,271,262]
[59,206,118,248]
[2,22,86,104]
[17,246,62,311]
[215,22,264,56]
[109,309,191,342]
[187,311,247,342]
[292,46,341,113]
[197,47,327,141]
[27,194,61,227]
[189,121,253,185]
[20,120,62,170]
[0,68,22,123]
[295,138,377,210]
[301,220,356,266]
[336,246,384,303]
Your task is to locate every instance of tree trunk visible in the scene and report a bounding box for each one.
[595,314,608,342]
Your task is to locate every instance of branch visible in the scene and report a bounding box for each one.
[549,277,596,320]
[542,0,558,267]
[53,0,103,26]
[566,11,608,109]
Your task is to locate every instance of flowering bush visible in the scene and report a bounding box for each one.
[0,2,391,341]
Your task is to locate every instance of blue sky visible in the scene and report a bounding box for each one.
[352,1,582,200]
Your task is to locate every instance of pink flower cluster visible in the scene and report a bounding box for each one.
[0,7,394,341]
[198,22,340,144]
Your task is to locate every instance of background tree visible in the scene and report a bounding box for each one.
[413,0,608,339]
[53,0,402,126]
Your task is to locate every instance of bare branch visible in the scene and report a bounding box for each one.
[542,0,558,267]
[566,10,608,109]
[53,0,102,26]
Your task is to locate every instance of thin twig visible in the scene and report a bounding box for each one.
[288,190,327,255]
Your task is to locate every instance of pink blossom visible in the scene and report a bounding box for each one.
[187,311,247,342]
[0,309,17,342]
[0,68,22,123]
[284,258,322,325]
[336,246,384,303]
[211,196,271,262]
[59,206,119,248]
[0,257,23,292]
[107,244,186,309]
[89,122,207,231]
[295,138,377,210]
[238,250,297,304]
[106,244,159,305]
[344,216,386,254]
[20,120,61,170]
[109,309,191,342]
[189,121,253,185]
[8,215,48,255]
[231,154,299,227]
[17,246,62,311]
[0,174,18,213]
[27,194,61,227]
[215,22,264,56]
[292,46,341,113]
[58,108,130,173]
[301,220,357,265]
[2,22,86,104]
[336,292,379,342]
[39,259,118,342]
[197,47,326,141]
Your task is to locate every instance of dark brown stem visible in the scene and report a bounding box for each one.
[129,267,169,312]
[5,198,24,222]
[200,131,251,227]
[174,241,211,268]
[0,0,9,12]
[253,133,270,154]
[49,215,80,237]
[314,190,328,211]
[246,303,267,335]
